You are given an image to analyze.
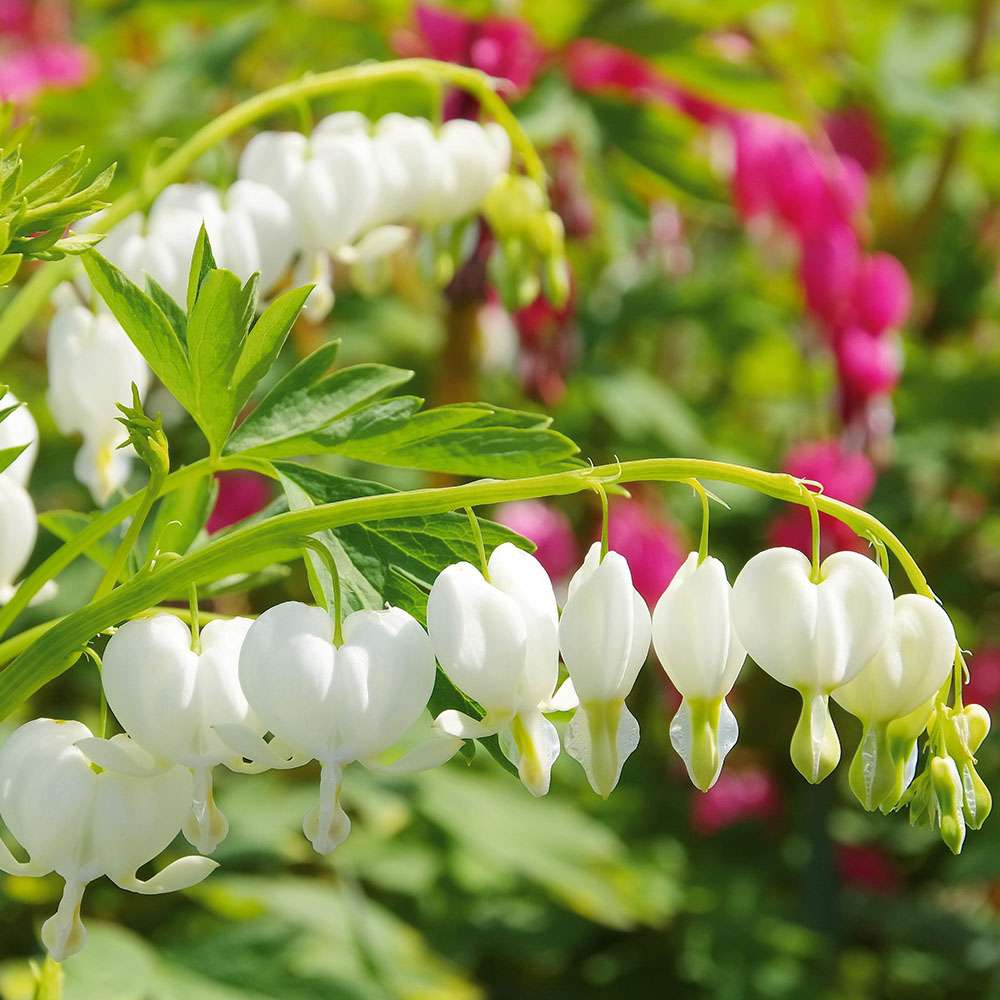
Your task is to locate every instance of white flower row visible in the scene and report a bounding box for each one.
[46,113,511,502]
[0,538,956,960]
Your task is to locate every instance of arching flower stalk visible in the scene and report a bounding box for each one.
[100,614,262,854]
[732,547,894,783]
[653,551,746,791]
[428,542,576,797]
[0,719,217,961]
[559,541,652,798]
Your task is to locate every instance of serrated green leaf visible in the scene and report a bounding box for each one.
[225,346,413,457]
[187,224,217,314]
[82,250,194,411]
[18,146,85,203]
[145,275,187,342]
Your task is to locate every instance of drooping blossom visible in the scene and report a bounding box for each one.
[493,499,579,582]
[606,497,686,607]
[825,106,886,175]
[691,765,781,835]
[768,440,876,556]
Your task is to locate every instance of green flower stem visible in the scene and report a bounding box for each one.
[0,456,934,721]
[0,58,543,362]
[0,453,272,638]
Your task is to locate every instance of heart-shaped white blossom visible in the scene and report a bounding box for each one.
[652,552,746,790]
[832,594,956,809]
[427,542,574,797]
[233,602,439,853]
[101,614,260,853]
[0,389,38,486]
[732,547,894,782]
[0,719,217,961]
[0,474,37,605]
[558,542,651,797]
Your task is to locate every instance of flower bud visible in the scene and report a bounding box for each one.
[833,594,956,810]
[0,719,217,961]
[930,754,966,854]
[559,542,652,797]
[652,553,746,790]
[732,547,894,783]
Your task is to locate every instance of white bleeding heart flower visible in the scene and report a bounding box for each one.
[732,547,894,783]
[232,602,439,854]
[373,114,455,225]
[101,614,260,854]
[436,119,511,222]
[833,594,956,809]
[0,390,38,486]
[0,719,217,961]
[150,181,296,295]
[427,542,577,798]
[47,294,151,504]
[558,542,652,798]
[0,474,37,604]
[652,552,746,791]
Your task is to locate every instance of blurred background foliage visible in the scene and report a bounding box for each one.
[2,0,1000,997]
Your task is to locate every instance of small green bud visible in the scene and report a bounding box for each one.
[930,755,966,854]
[115,384,169,482]
[791,690,841,784]
[849,722,899,811]
[541,254,571,310]
[527,211,565,257]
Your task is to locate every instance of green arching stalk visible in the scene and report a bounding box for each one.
[0,59,545,362]
[690,479,710,565]
[301,537,344,646]
[0,456,937,721]
[464,506,490,579]
[802,484,823,583]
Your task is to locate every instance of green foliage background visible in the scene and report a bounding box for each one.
[2,1,1000,997]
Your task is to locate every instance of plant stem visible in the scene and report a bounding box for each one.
[0,59,544,362]
[0,456,934,720]
[690,479,710,565]
[465,506,489,578]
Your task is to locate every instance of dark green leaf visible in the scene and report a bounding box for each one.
[0,443,27,475]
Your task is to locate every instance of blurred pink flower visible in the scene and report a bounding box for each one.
[0,1,89,101]
[563,38,725,125]
[825,106,885,174]
[965,648,1000,711]
[399,4,544,116]
[514,287,577,406]
[768,440,876,556]
[854,253,912,335]
[606,498,685,607]
[835,325,902,397]
[206,471,272,534]
[691,765,781,835]
[493,500,579,582]
[836,843,903,894]
[799,223,861,330]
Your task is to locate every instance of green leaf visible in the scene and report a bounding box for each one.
[38,510,119,570]
[0,252,21,284]
[186,267,250,452]
[230,283,312,412]
[145,275,187,342]
[187,224,217,314]
[225,342,413,457]
[82,250,194,410]
[146,475,219,563]
[0,443,26,475]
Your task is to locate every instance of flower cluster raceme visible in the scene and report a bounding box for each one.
[47,111,515,501]
[0,529,986,959]
[0,389,40,604]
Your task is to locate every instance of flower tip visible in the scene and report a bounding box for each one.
[790,692,841,784]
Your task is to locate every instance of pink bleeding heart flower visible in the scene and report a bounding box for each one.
[206,471,272,534]
[836,843,903,894]
[965,648,1000,712]
[799,223,861,330]
[768,440,876,556]
[605,498,685,608]
[493,500,579,582]
[854,253,911,335]
[691,765,781,835]
[825,106,885,174]
[836,325,902,397]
